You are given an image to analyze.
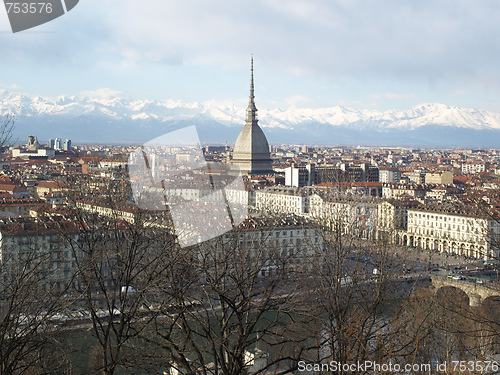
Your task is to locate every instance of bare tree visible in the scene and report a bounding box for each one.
[52,172,177,375]
[0,220,74,375]
[303,187,422,373]
[394,188,500,367]
[139,215,321,375]
[0,114,15,148]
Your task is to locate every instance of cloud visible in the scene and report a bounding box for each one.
[284,95,314,107]
[0,84,22,90]
[79,88,125,99]
[0,0,500,103]
[368,93,416,100]
[89,0,500,84]
[450,91,469,98]
[336,99,370,108]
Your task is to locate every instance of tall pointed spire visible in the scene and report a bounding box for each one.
[233,56,273,175]
[250,55,254,101]
[246,55,257,124]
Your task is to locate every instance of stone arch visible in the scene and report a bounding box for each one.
[443,240,448,253]
[460,243,466,256]
[432,277,500,307]
[435,285,470,306]
[479,246,485,259]
[482,295,500,307]
[451,242,458,254]
[425,238,430,250]
[479,297,500,349]
[434,239,439,251]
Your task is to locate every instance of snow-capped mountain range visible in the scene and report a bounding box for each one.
[1,89,500,146]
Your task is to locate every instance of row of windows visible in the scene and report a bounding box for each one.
[238,237,319,248]
[411,212,476,224]
[0,206,28,211]
[409,226,481,241]
[412,220,480,231]
[268,230,302,237]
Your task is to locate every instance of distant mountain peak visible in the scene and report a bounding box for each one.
[1,90,500,146]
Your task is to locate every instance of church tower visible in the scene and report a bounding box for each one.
[232,57,273,175]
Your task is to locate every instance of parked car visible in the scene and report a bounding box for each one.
[340,276,353,286]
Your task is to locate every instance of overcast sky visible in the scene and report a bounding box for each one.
[1,0,500,112]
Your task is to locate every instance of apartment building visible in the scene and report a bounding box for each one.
[201,216,323,278]
[255,187,309,215]
[403,205,500,260]
[0,218,81,293]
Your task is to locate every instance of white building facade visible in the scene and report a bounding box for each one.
[402,208,500,260]
[255,187,308,215]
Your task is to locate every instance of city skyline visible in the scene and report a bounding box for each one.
[1,2,500,369]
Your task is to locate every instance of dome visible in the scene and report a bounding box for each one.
[233,122,270,156]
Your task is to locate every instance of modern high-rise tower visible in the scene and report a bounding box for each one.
[63,139,72,150]
[232,57,273,175]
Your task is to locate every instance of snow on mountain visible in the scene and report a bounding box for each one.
[2,89,500,145]
[1,90,500,131]
[264,103,500,131]
[377,103,500,130]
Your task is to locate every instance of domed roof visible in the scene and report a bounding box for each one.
[233,122,270,155]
